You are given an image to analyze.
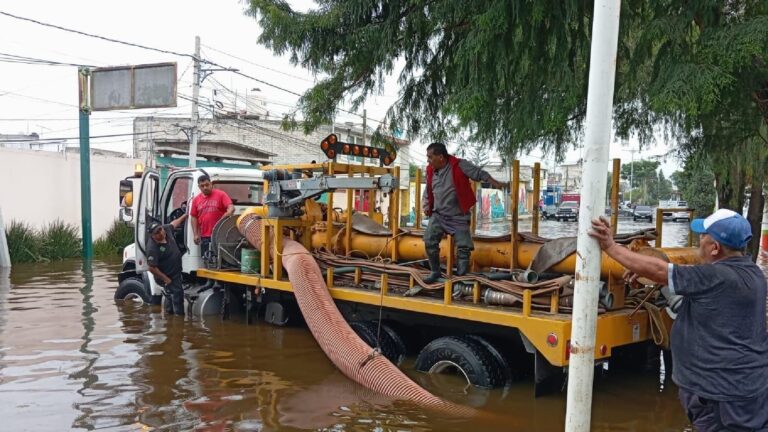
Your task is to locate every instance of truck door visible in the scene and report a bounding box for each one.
[134,169,160,273]
[160,172,193,252]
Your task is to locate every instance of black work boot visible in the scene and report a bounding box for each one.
[423,251,442,283]
[455,248,471,276]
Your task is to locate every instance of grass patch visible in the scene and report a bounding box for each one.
[5,220,44,264]
[94,220,134,258]
[39,220,81,260]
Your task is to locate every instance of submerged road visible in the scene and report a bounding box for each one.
[0,219,741,431]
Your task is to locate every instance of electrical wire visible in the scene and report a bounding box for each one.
[0,11,194,60]
[0,51,95,67]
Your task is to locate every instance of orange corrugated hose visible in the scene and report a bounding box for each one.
[238,213,475,416]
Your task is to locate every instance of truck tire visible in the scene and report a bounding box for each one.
[349,321,405,365]
[115,277,151,305]
[465,335,513,387]
[414,336,506,388]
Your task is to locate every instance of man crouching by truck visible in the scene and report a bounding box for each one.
[147,216,186,315]
[590,210,768,431]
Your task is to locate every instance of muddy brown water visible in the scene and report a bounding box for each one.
[0,220,742,431]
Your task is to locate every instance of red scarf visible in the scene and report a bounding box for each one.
[426,155,477,214]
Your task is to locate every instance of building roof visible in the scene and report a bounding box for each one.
[152,138,276,165]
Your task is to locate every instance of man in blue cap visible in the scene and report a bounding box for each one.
[590,209,768,431]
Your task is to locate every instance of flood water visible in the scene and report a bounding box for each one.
[0,219,727,431]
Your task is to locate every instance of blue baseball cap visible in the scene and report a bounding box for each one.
[690,209,752,249]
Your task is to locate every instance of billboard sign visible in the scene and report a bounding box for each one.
[91,62,177,111]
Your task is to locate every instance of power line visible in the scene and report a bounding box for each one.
[0,10,195,60]
[201,44,314,83]
[0,10,398,132]
[0,51,95,67]
[0,131,148,142]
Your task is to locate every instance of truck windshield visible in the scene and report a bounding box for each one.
[215,182,264,206]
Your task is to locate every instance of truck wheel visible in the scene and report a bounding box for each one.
[115,278,151,305]
[465,335,513,387]
[414,336,506,388]
[349,321,404,365]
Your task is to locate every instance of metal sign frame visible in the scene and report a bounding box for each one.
[90,62,177,111]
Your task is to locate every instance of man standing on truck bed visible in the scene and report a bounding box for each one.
[422,142,504,282]
[190,174,234,257]
[147,216,186,315]
[589,209,768,431]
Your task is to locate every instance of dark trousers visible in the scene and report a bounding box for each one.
[679,388,768,431]
[201,237,211,258]
[164,274,185,315]
[423,218,474,256]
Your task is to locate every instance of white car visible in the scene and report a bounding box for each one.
[671,210,691,222]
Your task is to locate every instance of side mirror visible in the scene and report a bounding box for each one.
[119,207,134,223]
[119,179,134,207]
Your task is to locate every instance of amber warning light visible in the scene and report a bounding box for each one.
[320,134,397,166]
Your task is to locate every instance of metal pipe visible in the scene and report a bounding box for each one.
[391,166,400,261]
[326,161,335,249]
[565,0,621,430]
[532,163,541,235]
[483,289,519,307]
[470,182,477,235]
[510,160,520,270]
[414,168,422,228]
[611,158,620,234]
[345,165,353,255]
[656,208,663,247]
[512,270,539,284]
[310,227,699,280]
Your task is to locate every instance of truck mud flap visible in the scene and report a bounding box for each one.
[534,351,564,397]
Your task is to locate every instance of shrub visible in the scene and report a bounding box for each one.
[39,220,81,261]
[5,221,44,264]
[94,220,134,258]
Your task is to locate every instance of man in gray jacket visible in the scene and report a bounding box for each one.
[422,142,504,282]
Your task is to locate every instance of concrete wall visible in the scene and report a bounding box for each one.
[0,147,141,238]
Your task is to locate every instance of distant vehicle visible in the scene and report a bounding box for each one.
[541,204,558,220]
[556,201,579,222]
[633,205,654,222]
[561,193,581,205]
[671,209,692,222]
[660,200,688,220]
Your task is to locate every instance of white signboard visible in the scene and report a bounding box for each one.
[91,62,177,111]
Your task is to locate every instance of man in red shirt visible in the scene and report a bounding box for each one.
[190,174,234,257]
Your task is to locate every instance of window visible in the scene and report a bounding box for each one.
[215,181,264,206]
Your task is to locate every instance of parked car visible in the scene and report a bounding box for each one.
[541,205,558,220]
[671,210,691,222]
[633,205,653,222]
[556,201,579,222]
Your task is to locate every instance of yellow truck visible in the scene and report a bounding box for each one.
[118,136,697,396]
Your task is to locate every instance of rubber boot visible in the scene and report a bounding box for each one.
[455,248,471,276]
[423,251,442,283]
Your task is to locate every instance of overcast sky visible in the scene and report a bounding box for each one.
[0,1,681,175]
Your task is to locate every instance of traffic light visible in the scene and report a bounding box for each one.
[319,134,397,166]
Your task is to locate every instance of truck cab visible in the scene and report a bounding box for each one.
[116,166,264,305]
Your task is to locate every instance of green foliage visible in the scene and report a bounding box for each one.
[248,0,594,157]
[5,221,43,264]
[248,0,767,219]
[39,220,81,261]
[619,160,672,205]
[93,220,135,258]
[671,165,717,216]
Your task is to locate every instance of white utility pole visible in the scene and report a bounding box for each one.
[362,108,367,146]
[189,35,201,168]
[564,1,621,431]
